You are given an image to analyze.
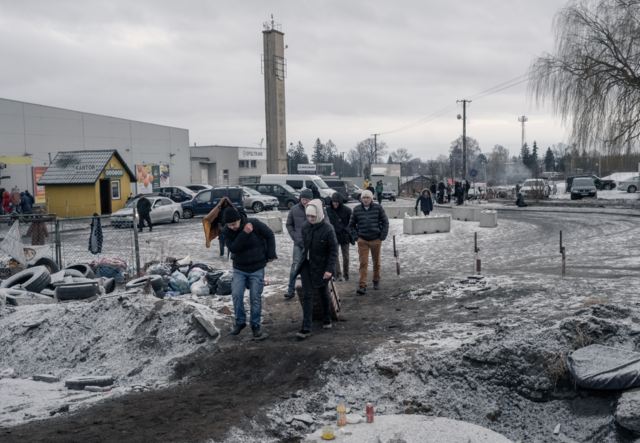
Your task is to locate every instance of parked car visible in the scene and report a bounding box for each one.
[112,197,183,228]
[244,183,300,209]
[159,186,196,203]
[186,184,213,192]
[380,184,396,201]
[495,186,510,198]
[242,187,279,213]
[570,177,598,200]
[566,175,616,192]
[181,187,244,219]
[520,179,550,198]
[323,179,353,202]
[260,174,336,204]
[618,176,639,193]
[352,184,363,202]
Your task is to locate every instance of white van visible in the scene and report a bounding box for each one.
[260,174,336,203]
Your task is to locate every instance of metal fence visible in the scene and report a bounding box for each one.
[0,213,139,280]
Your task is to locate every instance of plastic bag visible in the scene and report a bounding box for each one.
[169,271,190,293]
[189,263,213,273]
[191,276,210,296]
[205,270,225,287]
[147,263,172,276]
[217,271,233,296]
[188,267,206,279]
[177,255,191,266]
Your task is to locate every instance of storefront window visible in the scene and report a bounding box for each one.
[111,180,121,200]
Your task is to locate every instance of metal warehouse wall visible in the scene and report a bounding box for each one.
[0,98,190,196]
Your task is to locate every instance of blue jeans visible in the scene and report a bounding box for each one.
[231,268,264,327]
[287,245,303,293]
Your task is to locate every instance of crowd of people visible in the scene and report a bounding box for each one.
[1,186,35,215]
[204,185,389,340]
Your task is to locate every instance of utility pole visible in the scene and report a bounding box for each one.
[370,133,379,178]
[518,116,528,149]
[456,100,471,180]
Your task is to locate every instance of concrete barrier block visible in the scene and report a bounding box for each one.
[403,215,451,235]
[253,213,283,233]
[384,206,416,219]
[479,210,498,228]
[473,207,484,221]
[451,206,476,221]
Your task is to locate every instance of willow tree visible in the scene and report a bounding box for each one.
[528,0,640,155]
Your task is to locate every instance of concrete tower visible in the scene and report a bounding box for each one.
[262,16,287,174]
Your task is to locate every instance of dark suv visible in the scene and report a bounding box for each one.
[181,187,244,219]
[323,179,353,202]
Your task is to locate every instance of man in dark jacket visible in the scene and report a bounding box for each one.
[285,189,313,298]
[464,180,471,201]
[430,182,437,198]
[437,182,445,204]
[349,190,389,295]
[309,183,321,200]
[19,192,32,214]
[327,193,353,281]
[375,181,384,205]
[136,194,153,232]
[415,189,433,215]
[294,199,338,338]
[222,209,277,338]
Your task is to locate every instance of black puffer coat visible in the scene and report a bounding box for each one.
[295,218,338,288]
[327,193,353,245]
[415,192,434,213]
[349,203,389,242]
[222,217,277,273]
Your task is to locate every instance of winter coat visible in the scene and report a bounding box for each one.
[26,220,49,245]
[287,202,328,248]
[430,184,437,194]
[363,179,371,191]
[10,189,21,206]
[294,210,338,289]
[2,192,13,213]
[309,184,321,200]
[415,193,434,213]
[516,195,528,207]
[327,193,353,245]
[375,183,383,195]
[222,217,277,273]
[25,191,35,205]
[20,193,32,213]
[137,197,152,216]
[438,182,445,192]
[349,202,389,242]
[465,181,471,192]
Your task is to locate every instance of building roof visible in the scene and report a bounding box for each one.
[38,150,135,185]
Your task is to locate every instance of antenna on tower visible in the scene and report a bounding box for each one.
[518,116,528,148]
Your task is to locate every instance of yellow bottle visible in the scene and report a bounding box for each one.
[337,395,347,426]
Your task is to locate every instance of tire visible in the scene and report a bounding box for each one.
[1,288,55,305]
[604,184,612,190]
[126,275,163,291]
[287,200,296,210]
[172,212,180,223]
[154,288,165,299]
[30,257,59,274]
[0,266,51,292]
[52,277,95,287]
[570,194,577,200]
[103,278,116,294]
[65,264,94,279]
[358,195,362,202]
[183,208,193,219]
[252,202,264,213]
[64,269,85,278]
[55,283,98,300]
[628,186,637,193]
[65,376,114,390]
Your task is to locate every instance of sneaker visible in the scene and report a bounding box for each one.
[230,323,246,335]
[337,276,343,282]
[251,325,262,338]
[344,275,349,282]
[323,322,332,329]
[297,330,311,339]
[284,291,296,299]
[373,281,380,290]
[356,286,367,296]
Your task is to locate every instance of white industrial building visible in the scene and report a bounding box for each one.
[190,145,267,186]
[0,97,190,197]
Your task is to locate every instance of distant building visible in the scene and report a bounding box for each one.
[0,97,189,199]
[190,145,267,186]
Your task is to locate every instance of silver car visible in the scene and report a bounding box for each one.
[618,176,639,193]
[111,197,184,228]
[242,187,279,213]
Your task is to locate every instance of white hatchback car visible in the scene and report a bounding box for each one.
[618,176,639,193]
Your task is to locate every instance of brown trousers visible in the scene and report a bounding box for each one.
[334,243,350,277]
[357,238,382,288]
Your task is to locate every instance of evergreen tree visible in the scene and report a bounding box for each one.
[531,141,539,165]
[520,143,531,167]
[544,147,555,171]
[311,138,325,164]
[387,155,394,164]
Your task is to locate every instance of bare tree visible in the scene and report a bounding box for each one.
[356,137,389,166]
[391,147,413,164]
[528,0,640,154]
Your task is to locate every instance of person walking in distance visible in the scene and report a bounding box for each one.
[327,192,354,281]
[223,208,277,338]
[294,199,338,338]
[349,190,389,295]
[415,189,433,216]
[437,181,445,204]
[464,180,471,202]
[284,189,314,299]
[446,182,452,204]
[430,182,437,202]
[375,180,384,205]
[136,194,153,232]
[10,186,21,213]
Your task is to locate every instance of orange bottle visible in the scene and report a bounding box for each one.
[337,395,347,426]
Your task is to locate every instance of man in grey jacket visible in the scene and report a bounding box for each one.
[285,189,313,298]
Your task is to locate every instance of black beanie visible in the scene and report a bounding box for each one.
[224,208,241,224]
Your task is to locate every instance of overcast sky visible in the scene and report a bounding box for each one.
[0,0,569,161]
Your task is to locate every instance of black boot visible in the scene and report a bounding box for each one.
[373,281,380,290]
[230,323,246,335]
[356,286,367,296]
[251,325,262,338]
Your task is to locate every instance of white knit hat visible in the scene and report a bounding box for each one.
[361,190,374,199]
[305,204,317,216]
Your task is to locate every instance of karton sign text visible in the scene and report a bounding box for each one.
[238,148,266,160]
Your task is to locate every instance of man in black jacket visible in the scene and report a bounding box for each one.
[294,199,338,338]
[349,190,389,295]
[327,193,353,281]
[285,189,313,298]
[222,209,277,338]
[136,194,153,232]
[437,181,445,204]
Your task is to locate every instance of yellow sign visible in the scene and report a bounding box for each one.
[0,156,32,165]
